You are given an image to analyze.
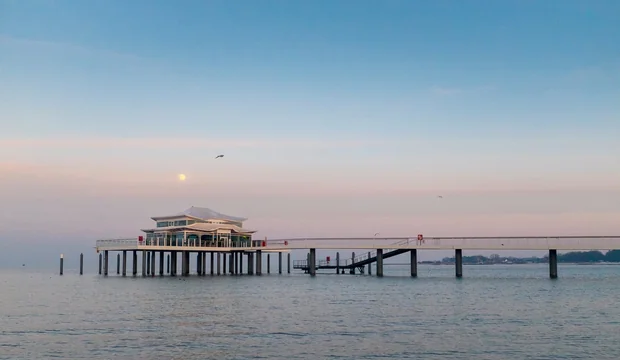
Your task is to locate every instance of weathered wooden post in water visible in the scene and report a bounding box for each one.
[117,253,120,275]
[278,252,282,274]
[248,253,254,275]
[368,251,372,275]
[210,252,214,275]
[455,249,463,278]
[549,249,558,279]
[287,253,291,274]
[122,251,127,277]
[132,251,138,276]
[80,253,84,275]
[98,253,102,275]
[267,254,271,274]
[59,254,64,275]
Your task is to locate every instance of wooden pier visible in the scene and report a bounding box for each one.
[92,235,620,279]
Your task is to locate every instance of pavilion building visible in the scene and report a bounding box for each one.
[141,206,256,248]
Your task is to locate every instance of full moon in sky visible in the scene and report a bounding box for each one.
[178,174,186,181]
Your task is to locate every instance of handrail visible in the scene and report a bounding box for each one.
[344,238,411,266]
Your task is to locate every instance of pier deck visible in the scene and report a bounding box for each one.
[92,235,620,279]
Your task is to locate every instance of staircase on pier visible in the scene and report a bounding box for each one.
[292,239,411,273]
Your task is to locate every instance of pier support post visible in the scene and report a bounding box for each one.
[256,250,262,275]
[309,248,316,276]
[267,254,271,274]
[117,253,120,275]
[159,252,164,276]
[122,251,127,277]
[455,249,463,278]
[98,253,102,275]
[167,254,170,274]
[132,251,137,276]
[248,253,254,275]
[350,252,355,274]
[279,252,282,274]
[239,253,243,274]
[80,253,84,275]
[368,251,372,275]
[142,251,147,277]
[410,249,417,277]
[223,253,227,275]
[336,252,340,274]
[202,253,207,275]
[59,254,64,275]
[231,253,235,275]
[217,253,221,275]
[210,252,214,275]
[376,249,383,277]
[197,253,202,275]
[146,252,150,275]
[170,252,176,277]
[151,251,155,276]
[287,253,291,274]
[104,250,109,276]
[549,249,558,279]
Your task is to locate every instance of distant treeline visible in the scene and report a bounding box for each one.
[440,250,620,265]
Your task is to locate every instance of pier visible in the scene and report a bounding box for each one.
[87,205,620,279]
[94,235,620,279]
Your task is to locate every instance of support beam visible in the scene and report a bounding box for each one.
[336,252,340,274]
[202,253,207,276]
[122,251,127,277]
[142,251,147,276]
[256,250,262,275]
[217,253,221,275]
[151,251,156,277]
[98,253,102,275]
[248,253,254,275]
[549,249,558,279]
[132,251,137,276]
[170,251,177,276]
[210,252,214,275]
[376,249,383,277]
[350,252,355,274]
[197,253,202,275]
[455,249,463,278]
[159,251,164,276]
[239,253,243,274]
[368,251,372,275]
[410,249,417,277]
[117,253,120,275]
[223,252,227,274]
[80,253,84,275]
[104,250,109,276]
[279,252,282,274]
[309,248,316,276]
[287,253,291,274]
[146,252,150,275]
[267,254,271,274]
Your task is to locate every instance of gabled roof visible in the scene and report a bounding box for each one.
[141,222,256,234]
[151,206,247,222]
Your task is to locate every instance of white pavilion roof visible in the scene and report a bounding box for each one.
[142,222,256,234]
[151,206,247,222]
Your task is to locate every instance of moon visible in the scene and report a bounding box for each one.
[178,174,186,181]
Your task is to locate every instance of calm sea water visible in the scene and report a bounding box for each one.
[2,264,620,359]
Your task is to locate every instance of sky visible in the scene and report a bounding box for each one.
[1,0,619,268]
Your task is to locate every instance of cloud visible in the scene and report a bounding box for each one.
[0,34,142,62]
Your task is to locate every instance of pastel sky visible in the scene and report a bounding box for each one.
[1,0,619,267]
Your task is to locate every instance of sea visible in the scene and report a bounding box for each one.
[2,264,620,359]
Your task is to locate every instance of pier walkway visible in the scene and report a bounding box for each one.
[93,235,620,279]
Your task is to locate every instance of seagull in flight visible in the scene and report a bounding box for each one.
[437,195,443,199]
[215,154,224,159]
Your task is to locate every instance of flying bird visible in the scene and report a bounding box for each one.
[437,195,443,199]
[215,154,224,159]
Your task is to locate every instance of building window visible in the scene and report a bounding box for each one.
[174,220,187,226]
